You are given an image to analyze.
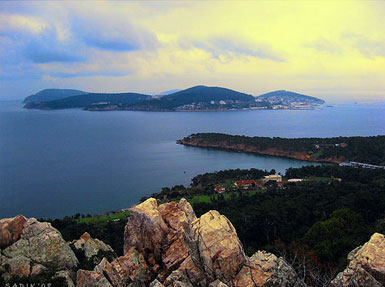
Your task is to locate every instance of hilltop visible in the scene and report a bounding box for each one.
[23,89,87,103]
[256,90,325,108]
[127,85,260,111]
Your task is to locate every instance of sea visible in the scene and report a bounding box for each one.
[1,101,385,219]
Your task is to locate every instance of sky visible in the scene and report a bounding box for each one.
[1,1,385,102]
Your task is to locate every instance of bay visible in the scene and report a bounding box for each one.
[1,101,384,218]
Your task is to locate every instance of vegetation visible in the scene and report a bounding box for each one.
[76,210,131,224]
[180,133,385,165]
[23,88,87,103]
[49,216,127,255]
[24,92,151,109]
[128,85,260,110]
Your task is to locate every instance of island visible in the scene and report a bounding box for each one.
[177,133,385,166]
[23,86,325,111]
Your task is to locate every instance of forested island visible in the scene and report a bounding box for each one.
[23,86,325,111]
[178,133,385,166]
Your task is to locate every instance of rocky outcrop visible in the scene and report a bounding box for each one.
[331,233,385,287]
[0,217,78,282]
[190,210,246,283]
[233,251,298,287]
[6,200,384,287]
[72,232,116,266]
[79,198,299,287]
[0,215,27,248]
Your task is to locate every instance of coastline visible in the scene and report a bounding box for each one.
[176,138,344,164]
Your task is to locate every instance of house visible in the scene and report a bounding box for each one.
[234,180,256,189]
[215,186,226,193]
[263,175,282,183]
[288,178,303,183]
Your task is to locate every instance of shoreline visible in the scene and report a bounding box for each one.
[176,139,343,164]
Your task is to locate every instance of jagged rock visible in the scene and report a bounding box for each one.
[331,232,385,287]
[150,279,165,287]
[209,280,228,287]
[190,210,246,283]
[77,247,152,287]
[72,232,115,266]
[55,270,76,287]
[178,198,197,224]
[77,269,113,287]
[0,215,27,248]
[124,198,194,274]
[232,251,298,287]
[0,255,31,277]
[1,218,78,279]
[124,198,169,261]
[2,198,305,287]
[164,269,194,287]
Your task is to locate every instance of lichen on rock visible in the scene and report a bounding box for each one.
[331,233,385,287]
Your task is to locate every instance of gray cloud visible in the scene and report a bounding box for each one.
[303,38,341,54]
[342,33,385,58]
[183,36,285,62]
[72,17,159,52]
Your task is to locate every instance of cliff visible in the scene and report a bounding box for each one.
[1,199,385,286]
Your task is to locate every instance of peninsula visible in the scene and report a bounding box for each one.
[177,133,385,166]
[23,86,325,111]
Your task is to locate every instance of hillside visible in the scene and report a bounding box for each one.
[127,85,258,110]
[24,92,152,110]
[256,90,325,106]
[23,89,87,103]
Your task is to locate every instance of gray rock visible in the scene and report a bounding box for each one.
[1,218,78,280]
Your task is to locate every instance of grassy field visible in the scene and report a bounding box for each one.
[76,190,264,223]
[188,189,264,204]
[76,210,131,224]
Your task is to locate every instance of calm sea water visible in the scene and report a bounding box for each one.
[1,101,385,219]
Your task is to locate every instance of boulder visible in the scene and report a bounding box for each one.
[72,232,115,265]
[190,210,246,283]
[150,279,165,287]
[0,215,27,248]
[55,270,76,287]
[78,247,152,287]
[124,198,194,274]
[331,233,385,287]
[209,280,229,287]
[124,198,169,260]
[77,269,113,287]
[1,218,78,279]
[232,250,298,287]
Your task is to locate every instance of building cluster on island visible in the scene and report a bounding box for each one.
[215,174,305,194]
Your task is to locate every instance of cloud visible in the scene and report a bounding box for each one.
[303,38,341,54]
[24,38,85,64]
[71,17,159,52]
[47,70,130,78]
[342,33,385,58]
[183,37,285,62]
